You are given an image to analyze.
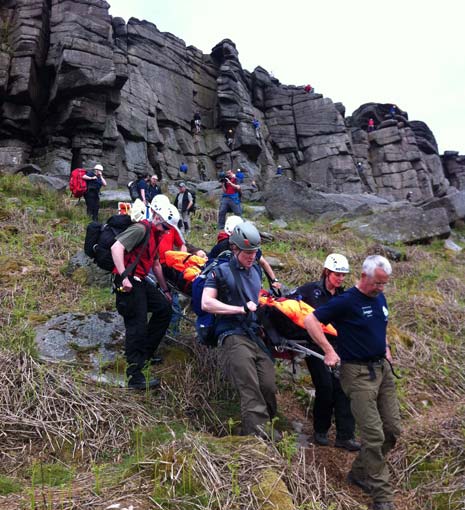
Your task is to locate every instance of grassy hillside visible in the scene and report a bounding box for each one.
[0,173,464,509]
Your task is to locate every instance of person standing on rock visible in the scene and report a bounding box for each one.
[111,200,177,390]
[252,118,261,139]
[235,168,245,184]
[226,129,234,149]
[304,255,401,510]
[174,182,194,236]
[83,163,106,221]
[304,84,313,93]
[197,159,207,181]
[179,162,188,177]
[289,254,360,452]
[193,111,201,133]
[202,222,280,440]
[217,169,242,230]
[276,165,284,176]
[368,117,375,132]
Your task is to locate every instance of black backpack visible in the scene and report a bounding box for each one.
[190,251,231,347]
[127,181,139,201]
[84,215,149,272]
[189,189,197,214]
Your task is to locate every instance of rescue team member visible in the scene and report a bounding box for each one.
[304,255,401,510]
[202,222,279,440]
[111,200,180,389]
[209,215,281,292]
[291,254,360,451]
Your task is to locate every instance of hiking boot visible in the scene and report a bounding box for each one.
[335,438,361,451]
[347,471,372,494]
[372,502,395,510]
[314,432,329,446]
[128,377,160,390]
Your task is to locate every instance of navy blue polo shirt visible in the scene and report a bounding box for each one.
[313,286,389,361]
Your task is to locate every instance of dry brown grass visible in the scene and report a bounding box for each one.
[0,351,158,467]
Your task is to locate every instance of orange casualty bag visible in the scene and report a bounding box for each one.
[258,290,337,337]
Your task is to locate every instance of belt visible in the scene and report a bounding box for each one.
[343,358,385,366]
[343,358,385,380]
[343,357,400,381]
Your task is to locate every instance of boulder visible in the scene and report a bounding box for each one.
[34,312,124,367]
[421,190,465,223]
[344,206,451,244]
[65,250,113,288]
[263,177,391,221]
[28,173,68,191]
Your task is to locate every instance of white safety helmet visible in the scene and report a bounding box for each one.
[93,163,103,171]
[152,202,180,228]
[150,194,170,211]
[130,199,146,222]
[324,253,350,273]
[224,215,244,236]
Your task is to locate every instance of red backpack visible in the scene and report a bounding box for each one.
[69,168,87,198]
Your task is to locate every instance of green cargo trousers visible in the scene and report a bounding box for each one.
[340,359,401,503]
[220,334,277,435]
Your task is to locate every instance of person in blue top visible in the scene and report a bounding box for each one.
[147,175,161,202]
[83,163,107,221]
[135,173,149,217]
[179,162,188,176]
[252,118,261,139]
[304,255,401,510]
[235,168,245,184]
[276,165,284,176]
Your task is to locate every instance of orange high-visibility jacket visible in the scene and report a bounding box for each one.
[164,251,207,282]
[258,290,337,337]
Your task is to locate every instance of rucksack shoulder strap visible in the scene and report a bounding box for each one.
[121,222,151,279]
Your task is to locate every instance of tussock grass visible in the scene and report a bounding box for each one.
[0,351,158,463]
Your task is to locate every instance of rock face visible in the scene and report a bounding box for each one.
[0,0,463,227]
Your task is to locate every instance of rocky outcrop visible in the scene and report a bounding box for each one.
[344,206,451,244]
[263,176,455,243]
[0,0,463,229]
[264,176,391,221]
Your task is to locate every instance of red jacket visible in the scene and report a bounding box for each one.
[123,220,162,278]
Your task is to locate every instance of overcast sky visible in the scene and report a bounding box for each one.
[108,0,464,154]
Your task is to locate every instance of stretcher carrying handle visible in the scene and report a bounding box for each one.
[265,273,282,297]
[279,340,340,378]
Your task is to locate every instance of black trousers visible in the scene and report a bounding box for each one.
[306,345,355,440]
[121,279,172,382]
[84,189,100,221]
